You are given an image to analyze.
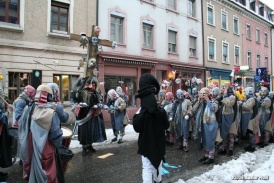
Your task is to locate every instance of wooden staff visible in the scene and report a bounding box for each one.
[0,95,13,111]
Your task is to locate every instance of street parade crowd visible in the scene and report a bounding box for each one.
[1,73,274,183]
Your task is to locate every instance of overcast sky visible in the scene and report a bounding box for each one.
[260,0,274,10]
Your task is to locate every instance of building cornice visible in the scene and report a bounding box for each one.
[213,0,274,28]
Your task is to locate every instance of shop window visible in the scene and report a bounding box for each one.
[8,72,31,102]
[53,74,79,102]
[104,75,136,107]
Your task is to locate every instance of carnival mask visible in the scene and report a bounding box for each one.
[244,87,254,98]
[260,87,269,98]
[107,89,119,100]
[165,92,173,101]
[176,89,184,101]
[211,87,220,97]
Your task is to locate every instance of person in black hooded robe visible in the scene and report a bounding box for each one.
[133,73,169,183]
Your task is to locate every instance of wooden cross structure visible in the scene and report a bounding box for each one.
[70,25,117,78]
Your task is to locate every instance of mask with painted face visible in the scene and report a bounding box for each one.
[211,87,220,98]
[260,86,269,98]
[165,92,173,101]
[176,89,184,101]
[107,89,119,101]
[244,87,254,99]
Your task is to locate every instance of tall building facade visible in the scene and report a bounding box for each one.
[202,0,274,88]
[0,0,96,102]
[98,0,204,109]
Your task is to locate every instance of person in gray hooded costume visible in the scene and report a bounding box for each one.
[238,87,258,152]
[169,89,192,152]
[193,87,218,165]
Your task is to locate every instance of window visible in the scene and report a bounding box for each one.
[143,23,153,49]
[168,0,176,10]
[222,42,229,63]
[51,1,69,32]
[265,56,268,67]
[256,29,260,43]
[208,38,215,60]
[221,11,228,30]
[8,72,32,102]
[235,46,240,65]
[233,16,239,35]
[189,36,196,57]
[47,0,74,37]
[247,52,251,68]
[0,0,20,24]
[267,9,273,22]
[104,75,136,107]
[111,15,124,44]
[239,0,246,6]
[264,33,268,46]
[168,30,176,53]
[188,0,195,17]
[207,4,214,25]
[256,54,260,68]
[259,3,264,16]
[250,0,255,12]
[53,74,79,101]
[246,24,251,39]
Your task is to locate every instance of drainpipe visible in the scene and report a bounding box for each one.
[96,0,99,26]
[271,25,274,91]
[201,0,206,87]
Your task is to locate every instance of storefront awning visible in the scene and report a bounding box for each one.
[103,57,157,66]
[170,64,205,71]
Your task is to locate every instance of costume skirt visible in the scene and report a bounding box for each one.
[78,114,107,145]
[241,113,252,136]
[201,121,218,151]
[221,114,234,140]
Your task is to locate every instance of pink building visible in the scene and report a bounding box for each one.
[241,15,272,87]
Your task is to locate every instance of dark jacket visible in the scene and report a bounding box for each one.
[133,106,169,173]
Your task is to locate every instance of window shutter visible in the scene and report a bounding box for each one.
[209,41,214,55]
[169,31,176,44]
[235,48,239,56]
